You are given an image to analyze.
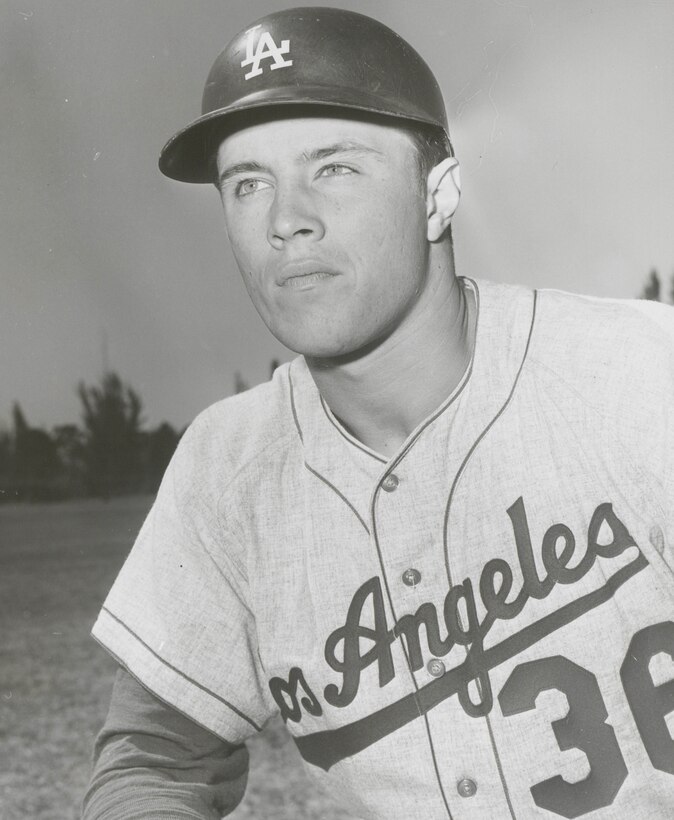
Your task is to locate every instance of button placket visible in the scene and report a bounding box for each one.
[375,455,489,806]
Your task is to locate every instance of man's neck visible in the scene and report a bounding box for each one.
[306,263,474,458]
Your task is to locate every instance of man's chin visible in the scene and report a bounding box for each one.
[270,316,397,363]
[273,331,360,362]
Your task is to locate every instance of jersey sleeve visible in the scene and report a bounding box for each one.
[623,300,674,569]
[91,414,277,743]
[533,291,674,572]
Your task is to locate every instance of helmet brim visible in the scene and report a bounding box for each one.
[158,87,448,184]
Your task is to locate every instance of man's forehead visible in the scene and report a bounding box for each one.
[215,114,414,165]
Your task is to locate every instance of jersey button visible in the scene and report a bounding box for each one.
[427,658,445,677]
[457,778,477,798]
[381,474,399,492]
[402,568,421,587]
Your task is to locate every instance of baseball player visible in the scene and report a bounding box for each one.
[83,7,674,819]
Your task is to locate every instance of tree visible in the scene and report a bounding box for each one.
[52,423,86,495]
[78,372,144,497]
[10,403,61,500]
[641,268,661,301]
[0,427,13,500]
[142,422,180,492]
[52,424,85,470]
[234,371,249,394]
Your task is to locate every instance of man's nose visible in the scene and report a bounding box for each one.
[267,183,325,249]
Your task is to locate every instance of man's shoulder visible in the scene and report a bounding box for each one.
[176,361,301,484]
[534,286,674,357]
[469,277,672,373]
[537,285,674,326]
[528,287,674,401]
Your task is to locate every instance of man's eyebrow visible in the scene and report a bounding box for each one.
[218,161,267,186]
[303,142,385,162]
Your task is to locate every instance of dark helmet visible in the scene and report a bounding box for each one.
[159,6,449,183]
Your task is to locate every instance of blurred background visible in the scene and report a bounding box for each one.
[1,1,672,817]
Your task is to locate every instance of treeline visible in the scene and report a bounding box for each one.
[1,262,669,505]
[0,372,182,503]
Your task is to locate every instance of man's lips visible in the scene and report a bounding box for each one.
[276,262,341,288]
[282,271,339,289]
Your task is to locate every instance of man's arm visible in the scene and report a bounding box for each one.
[82,667,249,819]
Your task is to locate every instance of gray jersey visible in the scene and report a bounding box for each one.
[93,278,674,818]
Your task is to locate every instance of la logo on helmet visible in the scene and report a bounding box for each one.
[241,25,293,80]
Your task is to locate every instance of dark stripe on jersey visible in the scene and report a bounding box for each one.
[439,286,535,817]
[442,287,537,587]
[304,462,370,535]
[288,369,304,443]
[319,395,388,464]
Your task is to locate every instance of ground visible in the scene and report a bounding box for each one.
[0,496,355,819]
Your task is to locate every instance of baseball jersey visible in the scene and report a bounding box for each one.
[92,277,674,819]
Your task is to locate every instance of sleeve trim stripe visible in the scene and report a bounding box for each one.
[100,606,262,732]
[91,638,247,744]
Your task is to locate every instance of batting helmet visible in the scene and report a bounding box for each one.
[158,6,449,183]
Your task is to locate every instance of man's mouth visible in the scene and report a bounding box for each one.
[277,261,341,289]
[282,271,339,289]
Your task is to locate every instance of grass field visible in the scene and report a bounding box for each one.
[0,496,354,819]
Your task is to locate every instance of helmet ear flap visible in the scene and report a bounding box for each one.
[159,7,450,183]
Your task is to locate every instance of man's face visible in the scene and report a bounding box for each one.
[216,115,430,358]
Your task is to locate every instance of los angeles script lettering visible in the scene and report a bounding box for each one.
[268,496,639,722]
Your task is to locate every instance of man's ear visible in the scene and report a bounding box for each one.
[426,157,461,242]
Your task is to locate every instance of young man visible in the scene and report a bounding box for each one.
[84,7,674,819]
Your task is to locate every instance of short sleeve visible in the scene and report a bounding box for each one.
[92,416,277,743]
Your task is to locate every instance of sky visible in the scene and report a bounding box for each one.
[2,0,672,430]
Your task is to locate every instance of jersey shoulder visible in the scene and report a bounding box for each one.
[166,361,300,505]
[532,287,674,377]
[528,288,674,421]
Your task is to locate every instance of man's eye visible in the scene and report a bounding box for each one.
[318,164,355,178]
[235,179,270,197]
